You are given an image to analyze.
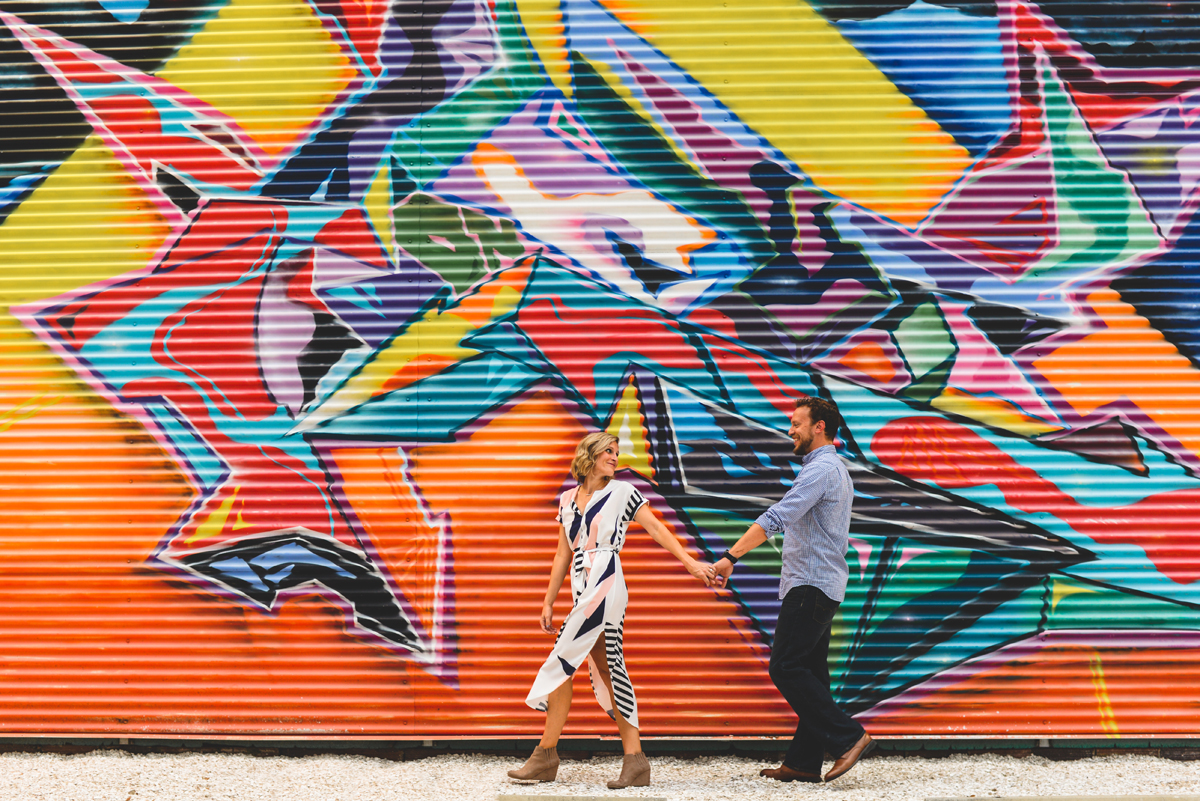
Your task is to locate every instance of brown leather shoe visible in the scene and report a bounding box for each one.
[507,745,559,782]
[607,751,650,788]
[759,764,822,783]
[824,733,875,783]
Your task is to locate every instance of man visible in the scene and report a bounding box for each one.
[708,396,874,783]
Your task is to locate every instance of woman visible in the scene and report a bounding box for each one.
[508,432,711,788]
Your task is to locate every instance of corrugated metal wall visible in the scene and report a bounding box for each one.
[1,0,1199,738]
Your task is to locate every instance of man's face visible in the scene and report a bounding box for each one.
[788,406,824,456]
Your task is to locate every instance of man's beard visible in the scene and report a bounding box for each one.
[792,434,813,455]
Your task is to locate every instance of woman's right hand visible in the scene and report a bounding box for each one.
[540,603,556,634]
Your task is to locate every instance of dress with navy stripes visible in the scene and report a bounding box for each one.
[525,479,646,728]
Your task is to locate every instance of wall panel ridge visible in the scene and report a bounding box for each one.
[0,0,1198,736]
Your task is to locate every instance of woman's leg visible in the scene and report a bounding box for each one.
[589,634,641,754]
[539,678,573,749]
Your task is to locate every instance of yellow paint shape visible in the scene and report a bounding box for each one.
[1032,289,1200,463]
[1049,577,1096,613]
[1087,651,1120,737]
[931,387,1062,437]
[593,0,972,224]
[187,486,240,544]
[0,393,63,435]
[606,376,653,478]
[0,138,172,312]
[295,267,531,432]
[365,161,396,264]
[515,0,572,96]
[158,0,354,156]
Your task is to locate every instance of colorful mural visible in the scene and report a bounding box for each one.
[1,0,1200,736]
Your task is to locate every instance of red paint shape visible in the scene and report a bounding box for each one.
[121,378,353,551]
[516,297,710,407]
[89,95,260,189]
[152,272,279,421]
[45,203,288,350]
[30,37,121,83]
[873,417,1200,584]
[314,208,390,270]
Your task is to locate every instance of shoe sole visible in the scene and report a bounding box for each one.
[607,773,650,788]
[507,770,557,783]
[824,739,877,783]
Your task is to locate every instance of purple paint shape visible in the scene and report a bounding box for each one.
[312,245,392,288]
[765,278,894,363]
[258,250,323,416]
[430,96,644,214]
[612,47,774,220]
[1036,417,1148,476]
[317,266,448,349]
[1100,96,1200,244]
[921,152,1058,282]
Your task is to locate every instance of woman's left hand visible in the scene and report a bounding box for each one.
[686,559,712,587]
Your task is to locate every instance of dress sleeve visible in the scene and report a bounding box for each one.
[554,490,568,523]
[621,484,647,526]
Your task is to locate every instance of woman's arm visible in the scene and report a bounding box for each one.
[540,525,573,634]
[633,505,711,586]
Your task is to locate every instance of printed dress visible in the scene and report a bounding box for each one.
[525,479,647,728]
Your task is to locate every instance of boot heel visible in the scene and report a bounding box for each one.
[607,752,650,788]
[507,746,559,783]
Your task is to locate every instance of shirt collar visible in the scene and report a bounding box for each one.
[801,444,836,465]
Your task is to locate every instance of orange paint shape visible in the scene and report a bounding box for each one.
[329,445,445,634]
[839,340,898,384]
[860,633,1200,735]
[1033,288,1200,463]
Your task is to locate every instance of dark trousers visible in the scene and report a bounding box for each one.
[769,584,865,773]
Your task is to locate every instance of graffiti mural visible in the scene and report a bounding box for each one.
[1,0,1200,735]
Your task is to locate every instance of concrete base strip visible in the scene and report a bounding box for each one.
[500,796,667,801]
[928,797,1200,801]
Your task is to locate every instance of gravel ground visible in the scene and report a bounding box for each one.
[0,749,1198,801]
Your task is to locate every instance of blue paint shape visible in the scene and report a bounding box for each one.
[99,0,150,24]
[836,1,1009,158]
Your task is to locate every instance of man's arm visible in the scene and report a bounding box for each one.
[709,462,834,587]
[710,523,768,587]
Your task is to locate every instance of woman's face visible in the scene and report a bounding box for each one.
[590,443,619,480]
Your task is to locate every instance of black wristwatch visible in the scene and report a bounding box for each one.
[718,549,738,565]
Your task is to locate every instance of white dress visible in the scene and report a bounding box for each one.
[525,479,647,728]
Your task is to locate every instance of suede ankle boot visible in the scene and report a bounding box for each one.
[607,751,650,788]
[507,745,559,782]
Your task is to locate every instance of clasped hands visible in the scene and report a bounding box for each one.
[687,557,734,588]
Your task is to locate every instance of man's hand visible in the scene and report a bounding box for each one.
[540,603,556,634]
[708,557,735,588]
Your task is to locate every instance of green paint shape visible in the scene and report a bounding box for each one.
[393,193,525,296]
[1046,576,1200,631]
[391,0,547,184]
[893,301,955,380]
[1028,52,1159,278]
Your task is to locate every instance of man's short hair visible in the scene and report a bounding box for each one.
[794,396,844,437]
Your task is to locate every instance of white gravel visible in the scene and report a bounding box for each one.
[0,749,1198,801]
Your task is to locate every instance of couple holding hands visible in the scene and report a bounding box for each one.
[508,397,875,789]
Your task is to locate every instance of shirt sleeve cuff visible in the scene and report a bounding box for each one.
[755,509,783,536]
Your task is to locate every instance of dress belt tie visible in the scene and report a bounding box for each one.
[576,546,618,569]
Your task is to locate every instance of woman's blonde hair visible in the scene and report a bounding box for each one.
[570,432,619,482]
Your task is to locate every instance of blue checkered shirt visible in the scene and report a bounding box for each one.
[754,444,853,602]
